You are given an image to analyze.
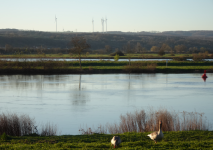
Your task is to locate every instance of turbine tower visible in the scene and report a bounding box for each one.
[92,18,94,32]
[101,18,104,33]
[105,17,107,33]
[103,18,104,33]
[101,19,102,32]
[55,15,57,32]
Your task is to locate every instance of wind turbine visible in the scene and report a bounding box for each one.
[55,15,57,32]
[101,18,104,33]
[101,19,102,32]
[105,17,107,33]
[92,18,94,33]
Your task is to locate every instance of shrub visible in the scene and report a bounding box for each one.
[193,53,204,61]
[170,51,175,56]
[1,132,8,141]
[110,51,124,56]
[140,54,146,58]
[86,52,90,57]
[158,49,165,56]
[124,62,157,73]
[89,66,93,71]
[114,54,119,61]
[173,56,187,61]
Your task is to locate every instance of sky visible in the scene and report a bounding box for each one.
[1,0,213,32]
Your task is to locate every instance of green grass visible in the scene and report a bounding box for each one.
[157,66,213,69]
[0,60,212,74]
[1,131,213,149]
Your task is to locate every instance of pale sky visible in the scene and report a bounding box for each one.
[1,0,213,32]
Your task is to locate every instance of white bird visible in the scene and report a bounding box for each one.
[111,136,121,148]
[147,121,164,144]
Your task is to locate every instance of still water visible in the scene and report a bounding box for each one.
[0,74,213,135]
[0,58,172,61]
[1,58,213,61]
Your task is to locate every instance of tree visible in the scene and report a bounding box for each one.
[200,47,206,53]
[5,44,13,51]
[160,43,172,52]
[174,45,186,53]
[158,49,165,56]
[189,47,198,53]
[114,54,119,61]
[105,45,111,53]
[70,37,90,70]
[135,42,142,53]
[150,46,159,52]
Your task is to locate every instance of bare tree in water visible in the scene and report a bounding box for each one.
[70,37,90,70]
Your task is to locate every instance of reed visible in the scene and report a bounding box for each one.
[0,112,57,136]
[40,123,58,136]
[79,108,211,134]
[124,62,157,73]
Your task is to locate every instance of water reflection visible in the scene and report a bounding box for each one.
[0,58,173,62]
[69,75,90,105]
[79,75,81,90]
[0,74,213,134]
[1,58,213,62]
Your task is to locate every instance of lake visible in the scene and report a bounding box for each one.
[0,73,212,135]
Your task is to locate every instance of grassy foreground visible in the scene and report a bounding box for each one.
[0,131,213,149]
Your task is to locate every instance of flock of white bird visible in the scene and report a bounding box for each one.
[111,121,164,148]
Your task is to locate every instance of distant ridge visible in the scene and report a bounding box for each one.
[0,28,213,51]
[1,28,213,37]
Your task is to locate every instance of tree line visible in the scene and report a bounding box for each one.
[0,29,213,55]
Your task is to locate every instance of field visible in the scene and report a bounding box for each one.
[0,59,212,74]
[0,131,213,149]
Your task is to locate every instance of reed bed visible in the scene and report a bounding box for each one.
[0,112,58,136]
[79,108,211,135]
[0,59,70,70]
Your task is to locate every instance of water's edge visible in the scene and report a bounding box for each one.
[0,68,212,75]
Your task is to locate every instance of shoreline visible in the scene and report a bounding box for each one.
[0,68,212,75]
[0,56,213,59]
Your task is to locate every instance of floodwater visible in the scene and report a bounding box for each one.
[0,58,213,62]
[0,58,172,61]
[0,73,213,135]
